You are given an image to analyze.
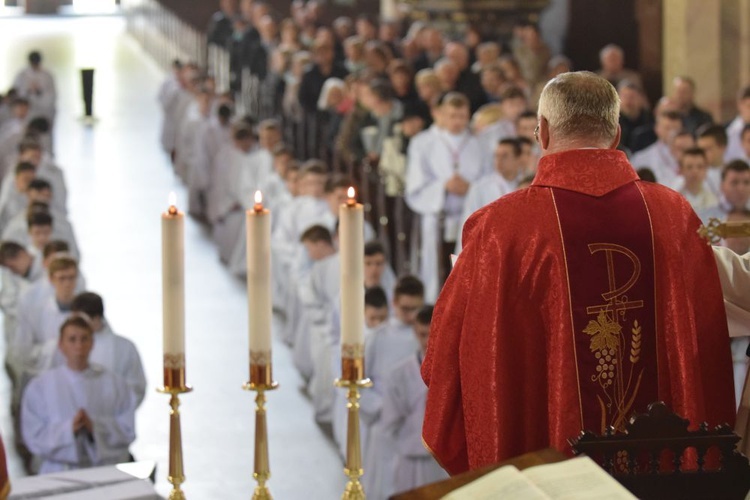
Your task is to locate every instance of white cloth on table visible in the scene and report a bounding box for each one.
[21,364,136,474]
[405,127,485,302]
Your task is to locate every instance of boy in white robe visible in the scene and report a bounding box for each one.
[332,286,390,460]
[226,121,283,276]
[405,92,485,302]
[0,99,29,176]
[18,241,86,339]
[456,137,523,252]
[0,162,35,228]
[0,242,43,354]
[174,88,212,182]
[271,167,345,314]
[3,184,79,259]
[4,137,68,215]
[13,51,57,124]
[208,123,259,263]
[698,160,750,225]
[188,102,233,219]
[292,225,338,381]
[630,110,683,187]
[309,241,396,424]
[21,315,136,474]
[362,276,425,499]
[697,124,729,198]
[478,87,527,170]
[59,293,146,407]
[14,255,79,379]
[379,305,448,497]
[675,147,718,211]
[724,86,750,163]
[160,64,196,160]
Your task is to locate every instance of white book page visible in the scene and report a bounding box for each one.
[522,456,637,500]
[442,465,550,500]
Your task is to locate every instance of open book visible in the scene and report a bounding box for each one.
[443,456,637,500]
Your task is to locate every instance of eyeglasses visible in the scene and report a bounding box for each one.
[534,125,540,141]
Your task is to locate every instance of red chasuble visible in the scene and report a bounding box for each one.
[422,149,736,476]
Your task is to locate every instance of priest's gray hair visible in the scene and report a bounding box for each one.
[537,71,620,145]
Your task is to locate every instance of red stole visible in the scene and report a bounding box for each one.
[552,184,658,433]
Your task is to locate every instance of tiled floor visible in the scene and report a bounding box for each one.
[0,15,345,499]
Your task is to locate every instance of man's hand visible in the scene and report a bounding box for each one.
[445,174,470,196]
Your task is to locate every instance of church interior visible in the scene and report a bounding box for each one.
[0,0,749,499]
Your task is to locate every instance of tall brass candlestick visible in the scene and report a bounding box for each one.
[336,188,372,500]
[244,191,278,499]
[160,193,192,500]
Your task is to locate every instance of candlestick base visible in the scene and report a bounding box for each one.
[157,386,192,500]
[244,381,279,499]
[335,378,372,500]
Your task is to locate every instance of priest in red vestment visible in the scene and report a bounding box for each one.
[422,71,736,476]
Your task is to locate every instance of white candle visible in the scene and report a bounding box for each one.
[162,192,185,381]
[247,190,272,360]
[339,187,365,351]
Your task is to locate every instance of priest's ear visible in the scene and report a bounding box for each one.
[609,124,622,150]
[538,116,551,150]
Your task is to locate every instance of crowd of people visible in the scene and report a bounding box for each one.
[0,52,145,474]
[155,0,750,497]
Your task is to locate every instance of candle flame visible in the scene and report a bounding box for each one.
[254,190,263,205]
[347,187,355,199]
[168,191,177,207]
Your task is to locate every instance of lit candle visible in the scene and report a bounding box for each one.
[339,187,365,360]
[162,191,186,388]
[247,190,272,383]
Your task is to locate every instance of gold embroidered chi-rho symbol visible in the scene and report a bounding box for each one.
[583,243,645,432]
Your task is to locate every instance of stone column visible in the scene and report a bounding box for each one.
[663,0,748,122]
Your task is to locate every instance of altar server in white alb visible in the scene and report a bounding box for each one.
[13,255,80,378]
[406,92,485,302]
[362,276,425,500]
[13,51,57,124]
[456,137,524,252]
[60,292,147,407]
[21,314,136,474]
[0,98,30,174]
[208,122,263,263]
[0,241,44,350]
[380,305,448,497]
[629,109,684,187]
[188,102,233,218]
